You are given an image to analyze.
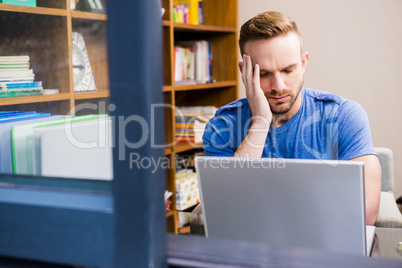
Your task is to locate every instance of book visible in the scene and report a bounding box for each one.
[174,106,216,143]
[198,0,203,24]
[0,81,42,89]
[0,69,34,78]
[174,0,202,25]
[0,112,53,174]
[0,64,29,69]
[175,113,209,127]
[11,114,106,175]
[175,115,212,144]
[175,121,206,143]
[0,77,34,82]
[0,56,30,62]
[31,116,113,180]
[175,105,217,118]
[0,55,44,97]
[0,0,36,7]
[0,87,43,98]
[175,171,200,210]
[174,40,212,84]
[174,43,196,84]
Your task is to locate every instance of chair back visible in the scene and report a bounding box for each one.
[375,147,394,193]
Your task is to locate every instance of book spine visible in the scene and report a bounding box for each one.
[174,0,200,25]
[0,81,42,89]
[198,0,203,24]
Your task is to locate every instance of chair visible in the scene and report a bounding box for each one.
[374,147,402,228]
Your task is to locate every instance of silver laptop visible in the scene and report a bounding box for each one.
[195,156,374,256]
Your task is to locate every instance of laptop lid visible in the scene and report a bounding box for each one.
[195,156,368,256]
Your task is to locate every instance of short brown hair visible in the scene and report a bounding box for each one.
[239,11,303,55]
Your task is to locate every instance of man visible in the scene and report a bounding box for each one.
[202,11,381,225]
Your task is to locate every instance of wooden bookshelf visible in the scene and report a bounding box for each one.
[0,0,238,235]
[0,1,109,115]
[163,0,239,233]
[175,142,203,154]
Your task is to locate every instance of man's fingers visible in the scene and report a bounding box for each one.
[243,55,254,93]
[253,63,260,89]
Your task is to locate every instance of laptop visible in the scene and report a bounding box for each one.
[195,156,375,256]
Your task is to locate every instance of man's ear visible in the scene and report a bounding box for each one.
[301,52,309,74]
[238,61,243,74]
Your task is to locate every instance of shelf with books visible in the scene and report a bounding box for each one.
[0,1,110,116]
[163,0,238,233]
[0,13,71,97]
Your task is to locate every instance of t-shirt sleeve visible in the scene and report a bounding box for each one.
[202,115,236,156]
[337,100,376,160]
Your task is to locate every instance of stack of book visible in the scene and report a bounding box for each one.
[173,0,203,25]
[0,55,43,98]
[11,114,113,180]
[174,40,212,85]
[0,111,112,180]
[175,106,217,144]
[175,170,200,210]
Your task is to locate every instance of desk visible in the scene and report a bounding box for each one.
[373,228,402,259]
[180,210,402,261]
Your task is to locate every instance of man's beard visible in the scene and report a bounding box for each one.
[269,80,303,115]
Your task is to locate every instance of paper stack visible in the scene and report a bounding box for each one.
[175,170,200,210]
[11,114,113,180]
[0,55,44,98]
[174,106,216,144]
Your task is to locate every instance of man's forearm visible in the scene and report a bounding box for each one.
[351,155,381,225]
[233,121,269,158]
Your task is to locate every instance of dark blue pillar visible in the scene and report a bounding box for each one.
[108,0,166,267]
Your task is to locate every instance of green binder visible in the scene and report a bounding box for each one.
[0,0,36,7]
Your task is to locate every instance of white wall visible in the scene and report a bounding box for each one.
[238,0,402,198]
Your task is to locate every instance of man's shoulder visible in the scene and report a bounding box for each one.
[215,98,249,116]
[303,87,366,118]
[303,87,346,105]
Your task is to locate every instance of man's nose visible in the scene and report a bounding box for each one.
[270,73,285,93]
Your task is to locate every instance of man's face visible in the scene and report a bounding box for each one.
[243,33,309,118]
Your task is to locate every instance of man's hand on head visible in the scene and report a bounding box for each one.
[234,55,272,158]
[239,54,272,128]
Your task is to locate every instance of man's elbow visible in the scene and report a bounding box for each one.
[366,208,379,226]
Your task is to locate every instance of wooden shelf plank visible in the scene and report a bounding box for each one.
[173,23,236,33]
[163,86,173,92]
[0,93,71,106]
[174,81,237,91]
[166,210,175,217]
[73,91,110,100]
[0,3,67,16]
[71,10,107,21]
[163,20,170,26]
[165,147,172,155]
[174,142,202,153]
[178,225,190,234]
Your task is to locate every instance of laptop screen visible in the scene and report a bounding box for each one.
[195,156,368,256]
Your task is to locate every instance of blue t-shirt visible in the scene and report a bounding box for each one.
[203,87,376,160]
